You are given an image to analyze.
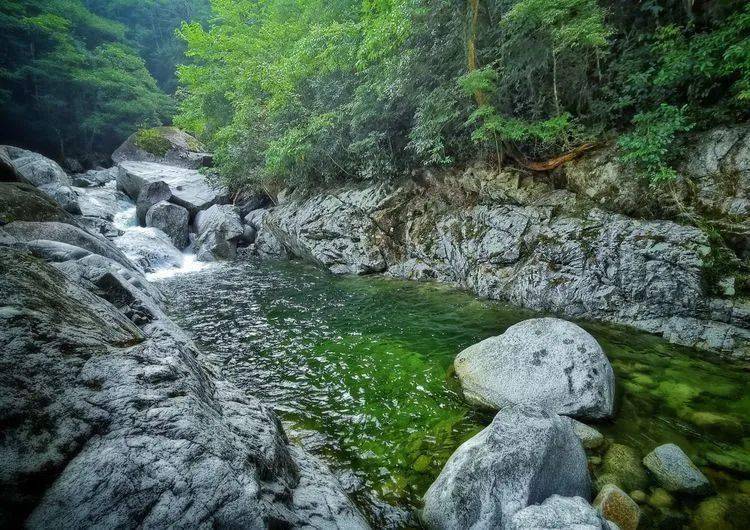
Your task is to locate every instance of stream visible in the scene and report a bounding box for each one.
[156,258,750,528]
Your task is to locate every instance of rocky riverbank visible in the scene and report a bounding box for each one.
[0,141,368,527]
[243,125,750,359]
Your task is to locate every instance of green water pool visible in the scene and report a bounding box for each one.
[160,258,750,528]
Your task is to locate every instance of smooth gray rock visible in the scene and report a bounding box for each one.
[113,227,184,273]
[136,180,171,225]
[117,161,224,216]
[145,201,190,249]
[2,220,134,269]
[195,204,243,261]
[454,318,615,420]
[72,167,120,187]
[1,146,80,213]
[240,223,257,245]
[508,495,618,530]
[421,406,590,529]
[0,246,367,529]
[643,444,712,495]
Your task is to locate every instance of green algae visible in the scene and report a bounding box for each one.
[161,259,750,527]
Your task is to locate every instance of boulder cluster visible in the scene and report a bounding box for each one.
[420,317,715,530]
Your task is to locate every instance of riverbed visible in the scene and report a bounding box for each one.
[159,258,750,528]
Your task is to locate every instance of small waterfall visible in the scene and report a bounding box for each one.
[110,193,212,280]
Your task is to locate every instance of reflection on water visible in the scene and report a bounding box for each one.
[159,259,750,528]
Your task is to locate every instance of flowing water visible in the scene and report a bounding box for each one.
[158,259,750,528]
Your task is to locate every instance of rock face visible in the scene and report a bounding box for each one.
[508,495,617,530]
[643,443,712,495]
[248,157,750,357]
[112,127,212,169]
[260,187,390,274]
[1,145,80,214]
[113,227,184,272]
[0,189,367,528]
[454,318,615,420]
[145,201,190,249]
[421,406,590,529]
[195,204,243,261]
[0,182,74,225]
[117,160,224,217]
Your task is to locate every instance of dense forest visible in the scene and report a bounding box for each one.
[174,0,750,192]
[0,0,210,161]
[1,0,748,187]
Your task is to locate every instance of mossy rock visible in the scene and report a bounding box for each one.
[705,448,750,475]
[692,494,750,530]
[603,444,650,492]
[648,487,675,509]
[655,380,702,409]
[112,126,209,169]
[594,484,641,530]
[133,128,173,157]
[0,182,74,225]
[688,411,744,437]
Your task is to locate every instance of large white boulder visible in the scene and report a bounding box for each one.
[454,318,615,420]
[421,406,590,529]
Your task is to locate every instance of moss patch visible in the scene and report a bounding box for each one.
[133,128,173,157]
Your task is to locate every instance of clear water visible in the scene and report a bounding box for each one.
[158,259,750,528]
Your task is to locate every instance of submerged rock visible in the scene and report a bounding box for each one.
[602,444,650,493]
[113,227,184,272]
[567,418,605,449]
[593,484,640,530]
[454,318,615,420]
[145,201,190,250]
[508,495,618,530]
[421,406,590,529]
[194,204,243,261]
[643,443,712,495]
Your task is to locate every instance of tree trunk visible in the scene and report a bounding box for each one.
[466,0,485,105]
